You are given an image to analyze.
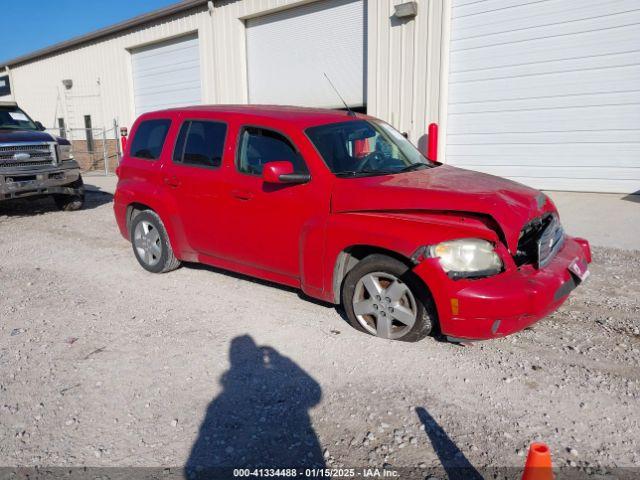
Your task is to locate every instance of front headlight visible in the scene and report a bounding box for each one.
[428,238,502,279]
[57,144,74,161]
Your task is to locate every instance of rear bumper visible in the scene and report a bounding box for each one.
[413,236,591,340]
[113,193,129,239]
[0,162,82,200]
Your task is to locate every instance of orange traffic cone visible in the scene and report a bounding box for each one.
[522,442,553,480]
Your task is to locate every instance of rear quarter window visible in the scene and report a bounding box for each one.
[129,119,171,160]
[173,120,227,168]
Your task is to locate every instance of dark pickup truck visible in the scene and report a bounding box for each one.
[0,101,84,210]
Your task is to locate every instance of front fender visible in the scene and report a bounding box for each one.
[320,211,501,304]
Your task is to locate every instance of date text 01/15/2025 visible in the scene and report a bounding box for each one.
[232,467,399,477]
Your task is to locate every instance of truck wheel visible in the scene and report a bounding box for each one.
[342,254,435,342]
[130,210,181,273]
[54,177,85,211]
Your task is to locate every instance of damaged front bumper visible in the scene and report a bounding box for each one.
[0,161,83,200]
[413,236,592,340]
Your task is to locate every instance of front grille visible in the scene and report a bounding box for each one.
[538,215,565,267]
[514,214,564,268]
[0,143,56,169]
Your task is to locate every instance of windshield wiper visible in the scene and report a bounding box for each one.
[334,170,358,177]
[334,169,392,177]
[397,163,431,173]
[335,163,433,177]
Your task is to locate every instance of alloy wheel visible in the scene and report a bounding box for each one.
[133,220,162,267]
[352,271,418,339]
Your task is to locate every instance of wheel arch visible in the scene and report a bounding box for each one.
[331,244,418,304]
[126,202,154,235]
[124,200,192,261]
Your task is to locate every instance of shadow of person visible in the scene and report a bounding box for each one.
[186,335,325,479]
[415,407,483,480]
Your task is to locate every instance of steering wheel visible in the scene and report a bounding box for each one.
[355,151,386,172]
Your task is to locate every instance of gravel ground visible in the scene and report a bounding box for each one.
[1,191,639,478]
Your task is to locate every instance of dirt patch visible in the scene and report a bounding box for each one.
[0,194,638,475]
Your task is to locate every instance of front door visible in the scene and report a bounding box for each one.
[220,126,322,280]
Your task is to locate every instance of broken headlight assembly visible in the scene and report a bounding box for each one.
[422,238,503,279]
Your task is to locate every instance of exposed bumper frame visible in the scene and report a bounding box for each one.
[0,161,83,200]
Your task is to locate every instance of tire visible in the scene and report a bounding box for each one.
[54,177,85,211]
[130,210,181,273]
[342,254,435,342]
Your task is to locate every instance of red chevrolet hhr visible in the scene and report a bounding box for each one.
[114,105,591,342]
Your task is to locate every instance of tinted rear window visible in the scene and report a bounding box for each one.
[129,119,171,160]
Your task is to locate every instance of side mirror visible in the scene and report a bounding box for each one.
[35,121,46,131]
[263,161,310,184]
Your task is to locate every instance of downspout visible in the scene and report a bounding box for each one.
[437,0,452,163]
[6,65,16,101]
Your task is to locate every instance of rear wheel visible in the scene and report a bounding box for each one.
[130,210,181,273]
[342,254,435,342]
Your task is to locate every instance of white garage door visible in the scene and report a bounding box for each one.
[131,34,201,116]
[445,0,640,193]
[246,0,366,109]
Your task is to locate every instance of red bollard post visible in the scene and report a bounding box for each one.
[120,126,128,154]
[427,122,438,161]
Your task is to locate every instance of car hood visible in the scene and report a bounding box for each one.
[0,129,57,143]
[331,165,555,253]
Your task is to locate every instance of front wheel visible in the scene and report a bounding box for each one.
[54,177,85,211]
[342,254,435,342]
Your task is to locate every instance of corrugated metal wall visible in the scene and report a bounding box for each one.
[211,0,445,144]
[3,0,445,145]
[368,0,443,149]
[444,0,640,193]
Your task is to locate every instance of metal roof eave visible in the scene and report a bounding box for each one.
[0,0,209,68]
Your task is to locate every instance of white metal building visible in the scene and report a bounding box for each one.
[1,0,638,193]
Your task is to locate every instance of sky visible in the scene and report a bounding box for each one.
[0,0,179,64]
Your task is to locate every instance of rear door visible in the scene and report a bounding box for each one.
[162,116,229,255]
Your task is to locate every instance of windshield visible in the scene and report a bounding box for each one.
[0,106,38,131]
[306,119,434,177]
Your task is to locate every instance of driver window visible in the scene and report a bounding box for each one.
[237,127,307,176]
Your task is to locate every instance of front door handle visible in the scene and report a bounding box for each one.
[163,175,181,188]
[231,189,254,201]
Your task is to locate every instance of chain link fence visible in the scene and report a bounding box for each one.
[45,120,121,175]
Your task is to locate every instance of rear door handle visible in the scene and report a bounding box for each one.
[231,189,254,201]
[163,175,181,188]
